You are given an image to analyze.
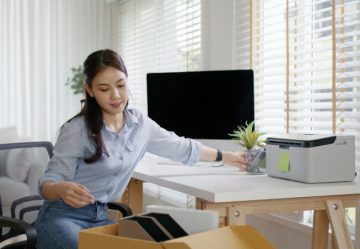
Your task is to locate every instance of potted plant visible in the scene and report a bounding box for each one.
[66,65,85,95]
[229,121,266,174]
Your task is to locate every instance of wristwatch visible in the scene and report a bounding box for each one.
[215,150,222,162]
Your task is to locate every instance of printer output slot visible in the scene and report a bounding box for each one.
[266,139,302,147]
[279,145,290,149]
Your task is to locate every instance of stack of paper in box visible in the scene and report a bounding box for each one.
[118,212,188,242]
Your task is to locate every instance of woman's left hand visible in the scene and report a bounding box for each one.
[222,151,247,171]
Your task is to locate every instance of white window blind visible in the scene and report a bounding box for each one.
[233,0,251,69]
[286,0,360,136]
[288,0,335,134]
[234,0,287,134]
[234,0,360,170]
[111,0,202,115]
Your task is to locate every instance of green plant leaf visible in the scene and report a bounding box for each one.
[228,120,266,149]
[66,65,85,95]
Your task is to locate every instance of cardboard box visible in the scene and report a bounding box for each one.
[79,223,276,249]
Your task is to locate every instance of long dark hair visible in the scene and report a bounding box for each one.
[69,49,128,163]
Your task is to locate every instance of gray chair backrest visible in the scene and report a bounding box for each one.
[0,142,53,224]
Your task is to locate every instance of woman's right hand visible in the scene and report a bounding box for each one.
[42,181,95,208]
[54,181,95,208]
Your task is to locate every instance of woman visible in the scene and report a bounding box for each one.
[34,49,247,249]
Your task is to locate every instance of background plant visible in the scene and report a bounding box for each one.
[65,65,84,95]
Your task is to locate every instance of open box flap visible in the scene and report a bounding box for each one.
[79,223,163,249]
[162,225,276,249]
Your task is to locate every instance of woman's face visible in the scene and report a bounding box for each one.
[86,66,129,116]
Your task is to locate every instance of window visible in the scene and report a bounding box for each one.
[235,0,360,168]
[111,0,202,115]
[234,0,360,234]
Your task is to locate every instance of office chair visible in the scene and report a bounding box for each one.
[0,141,132,249]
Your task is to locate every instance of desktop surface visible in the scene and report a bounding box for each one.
[134,154,360,203]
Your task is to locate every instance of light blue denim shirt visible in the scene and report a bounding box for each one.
[38,108,202,202]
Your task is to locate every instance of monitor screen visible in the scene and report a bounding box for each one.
[146,70,254,139]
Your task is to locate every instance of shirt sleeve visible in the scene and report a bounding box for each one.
[145,116,202,165]
[38,119,84,195]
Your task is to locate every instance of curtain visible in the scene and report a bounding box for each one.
[0,0,112,142]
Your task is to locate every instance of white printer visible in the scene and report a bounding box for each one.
[266,134,356,183]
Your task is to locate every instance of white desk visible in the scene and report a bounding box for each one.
[121,154,360,249]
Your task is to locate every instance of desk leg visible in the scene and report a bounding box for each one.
[196,199,227,227]
[228,206,248,225]
[196,199,248,227]
[120,178,143,215]
[312,210,329,249]
[326,200,354,249]
[331,232,339,249]
[355,200,360,249]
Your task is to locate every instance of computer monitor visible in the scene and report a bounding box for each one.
[146,70,254,140]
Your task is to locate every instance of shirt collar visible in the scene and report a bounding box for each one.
[123,108,139,128]
[102,108,139,135]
